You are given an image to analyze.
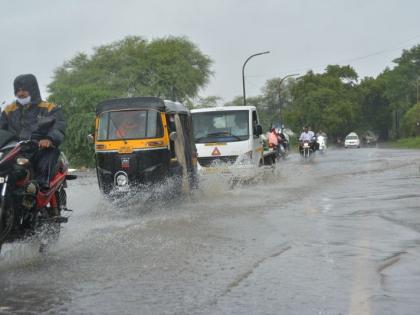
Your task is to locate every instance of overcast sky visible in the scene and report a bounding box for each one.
[1,0,420,105]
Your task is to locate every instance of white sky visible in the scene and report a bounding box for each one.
[1,0,420,105]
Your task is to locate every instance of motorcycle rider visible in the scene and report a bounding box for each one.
[299,126,313,142]
[308,126,319,151]
[268,127,279,157]
[0,74,66,191]
[299,126,313,154]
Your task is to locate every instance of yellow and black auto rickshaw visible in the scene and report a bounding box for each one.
[91,97,197,194]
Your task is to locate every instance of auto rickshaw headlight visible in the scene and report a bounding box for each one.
[116,173,128,186]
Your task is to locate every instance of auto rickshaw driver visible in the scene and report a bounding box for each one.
[113,112,141,139]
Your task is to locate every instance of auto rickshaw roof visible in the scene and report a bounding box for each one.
[96,97,189,115]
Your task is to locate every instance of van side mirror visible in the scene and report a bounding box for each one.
[169,131,177,141]
[87,134,94,144]
[256,125,263,136]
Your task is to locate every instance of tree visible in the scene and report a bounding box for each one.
[48,36,213,166]
[283,66,361,140]
[189,96,222,109]
[378,45,420,138]
[402,103,420,137]
[357,77,391,140]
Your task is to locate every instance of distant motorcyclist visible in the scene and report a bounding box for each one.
[299,126,312,142]
[308,126,319,151]
[0,74,66,190]
[299,126,315,154]
[277,129,288,152]
[268,127,280,157]
[268,127,278,146]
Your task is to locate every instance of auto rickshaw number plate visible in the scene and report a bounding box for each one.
[118,146,133,154]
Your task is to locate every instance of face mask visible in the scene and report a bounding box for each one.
[17,96,31,106]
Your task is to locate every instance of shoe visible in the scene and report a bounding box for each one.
[39,183,50,192]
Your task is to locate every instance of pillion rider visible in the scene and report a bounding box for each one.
[0,74,66,190]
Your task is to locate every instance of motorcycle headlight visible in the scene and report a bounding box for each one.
[16,157,30,166]
[0,152,4,161]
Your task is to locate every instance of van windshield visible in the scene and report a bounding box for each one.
[97,110,163,140]
[192,110,249,143]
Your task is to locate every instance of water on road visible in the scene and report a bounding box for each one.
[1,148,420,315]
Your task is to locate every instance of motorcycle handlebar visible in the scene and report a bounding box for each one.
[20,139,55,149]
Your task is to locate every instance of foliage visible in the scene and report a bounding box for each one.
[48,36,213,166]
[357,77,392,139]
[389,137,420,149]
[223,45,420,143]
[379,45,420,137]
[282,66,360,140]
[401,103,420,137]
[189,96,223,109]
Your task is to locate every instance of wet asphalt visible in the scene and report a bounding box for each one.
[1,147,420,315]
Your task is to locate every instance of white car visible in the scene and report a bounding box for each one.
[344,132,360,148]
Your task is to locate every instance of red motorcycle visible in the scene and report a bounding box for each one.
[0,119,76,253]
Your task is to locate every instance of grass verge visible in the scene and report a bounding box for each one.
[388,137,420,149]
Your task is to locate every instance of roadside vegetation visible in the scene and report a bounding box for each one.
[46,35,420,166]
[389,137,420,149]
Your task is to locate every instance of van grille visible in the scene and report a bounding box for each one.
[198,156,238,167]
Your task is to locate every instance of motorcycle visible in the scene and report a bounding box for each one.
[278,137,289,159]
[0,118,76,253]
[317,135,327,154]
[299,140,314,160]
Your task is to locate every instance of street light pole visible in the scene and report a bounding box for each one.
[277,73,299,121]
[242,51,270,105]
[277,73,299,104]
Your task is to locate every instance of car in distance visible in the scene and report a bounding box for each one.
[344,132,360,148]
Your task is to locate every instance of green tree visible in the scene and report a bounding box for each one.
[283,66,360,140]
[379,45,420,137]
[48,36,213,166]
[401,103,420,137]
[189,96,222,109]
[357,77,391,139]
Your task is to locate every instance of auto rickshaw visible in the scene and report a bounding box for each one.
[91,97,197,194]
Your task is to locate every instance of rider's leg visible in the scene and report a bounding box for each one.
[33,148,61,189]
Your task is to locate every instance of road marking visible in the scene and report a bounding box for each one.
[349,221,372,315]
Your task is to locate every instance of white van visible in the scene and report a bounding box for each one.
[191,106,264,171]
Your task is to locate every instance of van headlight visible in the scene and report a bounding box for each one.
[116,174,128,186]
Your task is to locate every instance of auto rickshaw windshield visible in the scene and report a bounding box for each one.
[97,110,163,140]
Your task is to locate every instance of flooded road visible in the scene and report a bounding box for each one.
[1,148,420,314]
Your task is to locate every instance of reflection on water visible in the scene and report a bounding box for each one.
[1,148,420,314]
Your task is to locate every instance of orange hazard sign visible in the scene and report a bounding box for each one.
[211,147,221,156]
